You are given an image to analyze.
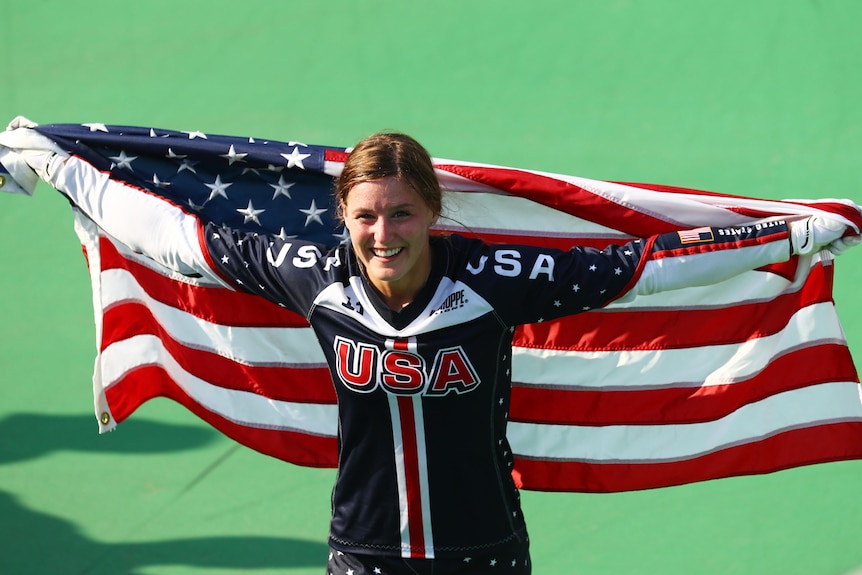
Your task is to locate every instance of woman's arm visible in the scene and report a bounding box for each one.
[3,125,224,284]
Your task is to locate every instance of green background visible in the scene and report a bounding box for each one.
[2,1,862,573]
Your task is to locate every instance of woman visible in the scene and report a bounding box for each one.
[6,126,857,574]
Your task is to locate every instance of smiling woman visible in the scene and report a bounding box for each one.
[334,133,443,310]
[2,121,859,575]
[341,176,439,310]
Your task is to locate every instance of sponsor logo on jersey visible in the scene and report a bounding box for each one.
[430,289,467,316]
[333,336,480,396]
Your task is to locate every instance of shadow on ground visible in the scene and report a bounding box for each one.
[0,489,328,574]
[0,413,216,465]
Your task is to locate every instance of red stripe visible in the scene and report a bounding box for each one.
[513,421,862,492]
[325,149,349,163]
[397,395,426,558]
[99,236,307,327]
[515,261,833,352]
[101,302,337,403]
[620,182,862,231]
[104,366,338,467]
[510,343,859,425]
[436,164,682,237]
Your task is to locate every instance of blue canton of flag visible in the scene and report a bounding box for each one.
[36,123,348,247]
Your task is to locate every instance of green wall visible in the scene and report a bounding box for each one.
[2,2,861,573]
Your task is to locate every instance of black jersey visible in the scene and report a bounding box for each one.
[202,228,646,559]
[201,221,791,559]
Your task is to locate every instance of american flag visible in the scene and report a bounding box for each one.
[24,122,862,492]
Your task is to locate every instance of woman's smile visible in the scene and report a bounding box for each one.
[343,176,439,310]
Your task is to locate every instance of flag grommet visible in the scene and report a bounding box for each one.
[0,175,6,188]
[100,412,110,425]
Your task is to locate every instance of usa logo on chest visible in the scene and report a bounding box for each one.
[333,336,481,396]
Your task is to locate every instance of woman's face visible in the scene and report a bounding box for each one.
[342,176,438,308]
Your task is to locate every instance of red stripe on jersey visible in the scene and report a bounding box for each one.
[397,395,427,558]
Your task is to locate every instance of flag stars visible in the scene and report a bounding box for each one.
[624,249,633,256]
[589,264,597,272]
[178,159,198,174]
[276,227,295,241]
[151,174,170,189]
[573,283,580,292]
[282,147,311,169]
[109,150,137,170]
[184,130,207,139]
[82,123,108,132]
[490,559,497,567]
[166,148,187,160]
[553,300,561,307]
[205,175,232,201]
[221,255,229,264]
[614,267,622,275]
[220,144,248,165]
[300,199,327,227]
[237,200,265,225]
[270,175,295,200]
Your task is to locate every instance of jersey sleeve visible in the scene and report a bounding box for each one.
[202,223,343,317]
[46,153,225,283]
[461,221,792,327]
[45,150,339,317]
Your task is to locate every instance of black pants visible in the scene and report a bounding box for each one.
[326,541,531,575]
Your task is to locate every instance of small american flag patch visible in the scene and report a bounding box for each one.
[678,227,714,243]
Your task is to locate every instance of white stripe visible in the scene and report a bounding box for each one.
[100,267,326,365]
[606,259,815,310]
[439,190,622,238]
[98,335,337,436]
[412,396,434,558]
[512,301,846,390]
[108,236,229,289]
[509,381,862,463]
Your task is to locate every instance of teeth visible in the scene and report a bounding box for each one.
[373,247,402,257]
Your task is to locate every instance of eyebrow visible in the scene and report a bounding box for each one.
[349,202,416,214]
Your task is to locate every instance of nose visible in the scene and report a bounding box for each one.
[373,216,393,242]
